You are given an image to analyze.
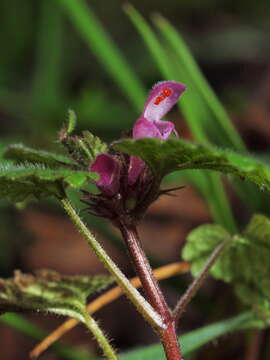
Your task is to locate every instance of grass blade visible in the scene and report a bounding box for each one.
[120,311,253,359]
[153,14,246,152]
[57,0,145,111]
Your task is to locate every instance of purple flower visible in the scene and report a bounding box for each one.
[133,81,186,140]
[129,81,186,184]
[90,153,120,196]
[90,81,186,194]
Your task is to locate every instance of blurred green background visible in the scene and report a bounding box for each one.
[0,0,270,359]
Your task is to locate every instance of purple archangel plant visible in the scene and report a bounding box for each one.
[87,81,186,223]
[83,81,188,359]
[3,79,268,360]
[91,81,186,192]
[81,81,232,359]
[58,81,230,360]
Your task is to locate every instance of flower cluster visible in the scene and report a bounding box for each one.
[85,81,186,222]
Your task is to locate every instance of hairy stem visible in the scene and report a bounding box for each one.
[118,222,171,321]
[173,238,230,324]
[117,221,183,360]
[30,262,190,358]
[83,312,118,360]
[60,198,163,329]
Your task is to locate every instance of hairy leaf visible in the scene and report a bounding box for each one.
[4,143,74,167]
[115,138,270,192]
[0,269,113,322]
[0,163,98,202]
[60,131,108,167]
[182,214,270,325]
[82,130,108,160]
[182,224,238,282]
[233,215,270,321]
[235,284,270,327]
[67,109,77,135]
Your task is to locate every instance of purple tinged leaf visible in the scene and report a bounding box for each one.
[90,153,120,196]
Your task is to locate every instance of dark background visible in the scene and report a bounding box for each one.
[0,0,270,359]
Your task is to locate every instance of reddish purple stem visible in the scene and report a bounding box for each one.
[117,221,183,360]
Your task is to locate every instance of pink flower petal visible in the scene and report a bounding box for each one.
[133,117,176,140]
[90,153,120,196]
[128,156,145,185]
[153,119,175,139]
[132,117,162,139]
[143,81,186,122]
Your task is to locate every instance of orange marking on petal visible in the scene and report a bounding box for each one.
[163,87,172,97]
[154,95,164,105]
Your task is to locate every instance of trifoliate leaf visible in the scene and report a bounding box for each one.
[4,144,74,168]
[0,270,113,321]
[0,163,98,202]
[115,138,270,192]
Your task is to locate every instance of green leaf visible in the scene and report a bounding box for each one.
[182,215,270,283]
[233,215,270,321]
[244,214,270,246]
[120,312,254,359]
[60,130,108,167]
[235,284,270,327]
[4,143,74,167]
[0,162,98,202]
[182,224,235,282]
[182,214,270,326]
[115,138,270,192]
[0,269,113,322]
[82,130,108,160]
[238,215,270,287]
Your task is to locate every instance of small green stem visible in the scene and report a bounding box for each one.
[60,198,163,330]
[83,312,117,360]
[173,237,231,325]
